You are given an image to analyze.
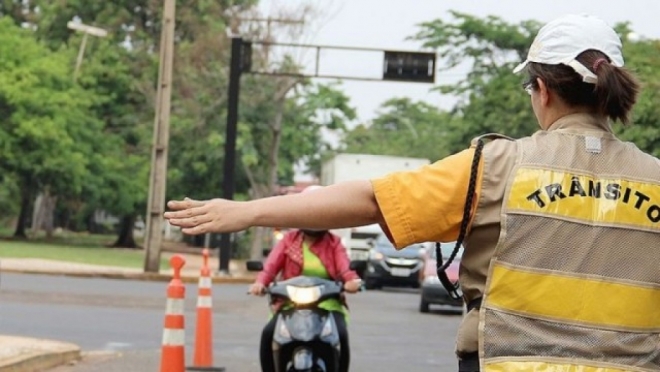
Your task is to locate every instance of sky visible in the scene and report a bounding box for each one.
[256,0,660,124]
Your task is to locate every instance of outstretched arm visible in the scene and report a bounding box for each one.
[164,180,383,235]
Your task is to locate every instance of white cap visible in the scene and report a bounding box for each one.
[513,14,624,84]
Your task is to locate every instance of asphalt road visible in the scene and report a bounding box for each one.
[0,273,463,371]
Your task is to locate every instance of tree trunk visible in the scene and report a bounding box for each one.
[250,226,270,259]
[14,188,32,239]
[43,193,58,239]
[31,193,43,231]
[112,214,138,248]
[267,96,286,195]
[30,189,57,238]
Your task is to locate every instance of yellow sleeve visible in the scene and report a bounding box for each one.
[371,148,483,249]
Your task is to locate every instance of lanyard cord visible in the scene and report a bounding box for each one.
[436,139,485,300]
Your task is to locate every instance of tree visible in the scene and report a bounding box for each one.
[0,17,101,238]
[1,1,258,247]
[342,98,455,161]
[613,36,660,157]
[238,76,355,258]
[411,11,540,153]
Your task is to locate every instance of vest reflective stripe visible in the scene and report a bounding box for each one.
[506,168,660,231]
[487,263,660,330]
[485,361,645,372]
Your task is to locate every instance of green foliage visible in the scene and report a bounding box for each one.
[280,81,356,179]
[410,12,541,153]
[0,240,168,269]
[613,38,660,157]
[0,17,100,197]
[236,76,355,193]
[342,98,455,161]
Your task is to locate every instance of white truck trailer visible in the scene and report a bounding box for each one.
[320,153,431,262]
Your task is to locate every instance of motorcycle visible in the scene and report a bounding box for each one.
[246,260,363,372]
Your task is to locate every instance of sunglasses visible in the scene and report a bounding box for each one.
[522,77,538,95]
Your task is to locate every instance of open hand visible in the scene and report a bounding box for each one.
[163,197,252,235]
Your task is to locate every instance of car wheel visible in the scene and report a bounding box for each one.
[419,297,430,313]
[365,278,380,290]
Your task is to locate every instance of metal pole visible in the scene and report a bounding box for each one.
[73,32,88,82]
[218,37,243,275]
[144,0,176,273]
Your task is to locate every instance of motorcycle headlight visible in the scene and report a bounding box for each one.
[286,285,322,305]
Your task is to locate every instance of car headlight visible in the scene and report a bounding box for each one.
[286,285,322,305]
[369,251,384,260]
[423,275,441,285]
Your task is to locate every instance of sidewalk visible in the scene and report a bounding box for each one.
[0,252,257,284]
[0,253,257,371]
[0,336,80,372]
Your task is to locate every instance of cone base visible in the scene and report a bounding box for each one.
[186,367,226,372]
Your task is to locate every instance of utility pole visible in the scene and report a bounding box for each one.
[144,0,176,273]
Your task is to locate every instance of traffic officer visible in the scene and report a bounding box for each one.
[165,14,659,372]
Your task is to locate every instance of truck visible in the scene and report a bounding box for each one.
[320,153,431,265]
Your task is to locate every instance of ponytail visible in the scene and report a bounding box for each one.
[591,57,640,125]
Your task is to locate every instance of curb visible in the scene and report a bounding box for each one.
[0,268,256,284]
[0,342,80,372]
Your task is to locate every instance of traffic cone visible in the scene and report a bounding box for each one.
[187,248,225,371]
[160,255,186,372]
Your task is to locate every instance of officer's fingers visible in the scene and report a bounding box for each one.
[164,204,208,220]
[168,214,211,228]
[181,221,215,235]
[167,197,205,211]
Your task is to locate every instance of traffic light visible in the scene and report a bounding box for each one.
[383,51,436,83]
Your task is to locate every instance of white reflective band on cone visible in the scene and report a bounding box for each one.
[162,329,185,346]
[165,299,184,315]
[197,296,212,308]
[198,277,212,288]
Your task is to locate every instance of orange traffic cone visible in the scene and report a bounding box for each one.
[187,248,225,372]
[160,255,186,372]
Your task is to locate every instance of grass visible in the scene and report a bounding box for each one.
[0,229,166,269]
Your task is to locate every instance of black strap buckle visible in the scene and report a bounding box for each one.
[437,264,463,300]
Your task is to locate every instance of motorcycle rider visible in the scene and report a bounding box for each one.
[248,186,362,372]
